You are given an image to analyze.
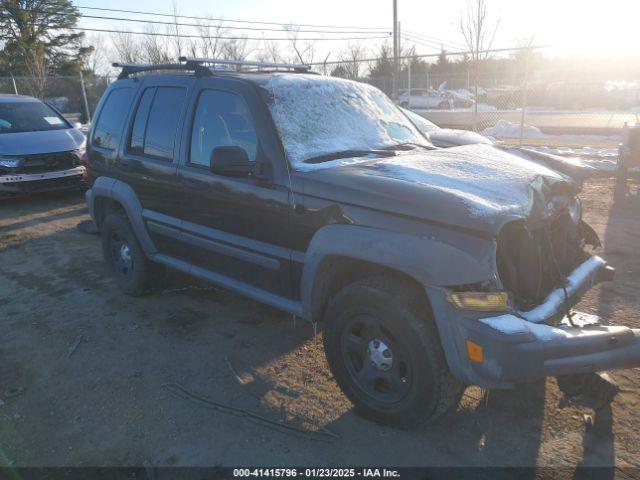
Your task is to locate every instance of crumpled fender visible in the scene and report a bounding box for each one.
[300,224,496,321]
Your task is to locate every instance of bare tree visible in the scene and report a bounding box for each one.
[24,46,48,98]
[459,0,499,129]
[111,32,143,63]
[195,18,227,59]
[142,26,172,64]
[170,1,183,59]
[83,34,108,75]
[285,26,315,65]
[219,37,250,61]
[255,39,282,63]
[339,43,367,79]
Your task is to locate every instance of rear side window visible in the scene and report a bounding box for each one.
[128,86,186,161]
[92,88,133,150]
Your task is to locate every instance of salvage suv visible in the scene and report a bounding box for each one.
[85,58,640,427]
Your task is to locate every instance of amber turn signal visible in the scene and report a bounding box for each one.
[466,340,484,363]
[446,292,509,312]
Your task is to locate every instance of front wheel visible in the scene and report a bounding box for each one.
[322,276,463,427]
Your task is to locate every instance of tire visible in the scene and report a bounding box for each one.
[438,101,451,110]
[100,213,163,296]
[322,276,463,427]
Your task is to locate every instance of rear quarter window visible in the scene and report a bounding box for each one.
[92,88,133,150]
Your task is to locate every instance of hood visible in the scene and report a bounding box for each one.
[297,144,576,237]
[502,146,597,183]
[0,128,85,156]
[428,128,494,148]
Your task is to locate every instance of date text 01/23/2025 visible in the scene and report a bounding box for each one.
[232,468,401,478]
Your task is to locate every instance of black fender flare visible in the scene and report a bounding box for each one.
[86,176,157,256]
[300,224,495,321]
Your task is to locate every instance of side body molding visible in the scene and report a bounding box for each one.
[86,176,158,256]
[300,224,495,321]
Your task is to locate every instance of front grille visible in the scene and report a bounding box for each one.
[17,151,76,174]
[497,213,586,310]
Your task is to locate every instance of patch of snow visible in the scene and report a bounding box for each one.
[262,74,425,169]
[483,120,547,139]
[480,315,629,342]
[370,143,563,218]
[484,120,622,145]
[519,256,606,323]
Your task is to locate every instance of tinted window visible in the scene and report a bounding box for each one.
[189,90,258,167]
[92,88,133,150]
[143,87,186,160]
[0,101,69,134]
[129,88,156,154]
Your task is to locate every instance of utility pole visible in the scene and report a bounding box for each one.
[392,0,398,100]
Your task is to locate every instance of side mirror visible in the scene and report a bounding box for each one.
[210,146,254,177]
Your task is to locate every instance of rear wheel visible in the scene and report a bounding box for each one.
[322,276,463,427]
[100,213,163,296]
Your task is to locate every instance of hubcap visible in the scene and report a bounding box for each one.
[367,339,393,371]
[340,314,412,404]
[110,232,134,277]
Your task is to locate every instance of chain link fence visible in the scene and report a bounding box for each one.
[0,74,114,123]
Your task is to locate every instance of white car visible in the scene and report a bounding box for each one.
[397,88,453,110]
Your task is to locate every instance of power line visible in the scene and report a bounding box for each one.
[309,44,550,65]
[403,30,467,49]
[74,5,390,31]
[401,33,465,52]
[72,26,392,42]
[79,13,391,34]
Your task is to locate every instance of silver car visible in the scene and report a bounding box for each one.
[0,94,86,198]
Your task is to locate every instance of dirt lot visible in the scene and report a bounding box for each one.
[1,178,639,471]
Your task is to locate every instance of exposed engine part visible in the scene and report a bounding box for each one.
[497,207,591,310]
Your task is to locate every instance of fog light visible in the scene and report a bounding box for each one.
[446,292,509,312]
[466,340,484,363]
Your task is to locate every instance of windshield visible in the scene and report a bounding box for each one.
[0,100,69,134]
[262,75,430,169]
[401,107,440,134]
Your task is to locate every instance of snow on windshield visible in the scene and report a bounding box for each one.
[262,75,426,169]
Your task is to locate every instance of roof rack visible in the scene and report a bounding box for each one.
[112,62,212,79]
[179,57,311,73]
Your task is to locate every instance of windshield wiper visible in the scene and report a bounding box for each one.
[303,149,396,164]
[382,142,434,151]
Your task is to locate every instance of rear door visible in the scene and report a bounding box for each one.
[117,77,195,255]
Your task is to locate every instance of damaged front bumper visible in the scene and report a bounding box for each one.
[427,255,640,388]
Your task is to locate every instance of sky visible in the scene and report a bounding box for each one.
[76,0,640,63]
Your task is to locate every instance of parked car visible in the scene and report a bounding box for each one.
[401,107,596,182]
[398,88,453,110]
[85,59,640,427]
[0,94,86,198]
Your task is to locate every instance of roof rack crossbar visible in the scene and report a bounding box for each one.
[179,57,311,72]
[112,62,212,79]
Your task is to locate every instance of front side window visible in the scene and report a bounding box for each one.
[189,90,258,167]
[92,88,133,150]
[128,86,186,161]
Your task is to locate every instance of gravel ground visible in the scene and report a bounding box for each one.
[0,178,639,471]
